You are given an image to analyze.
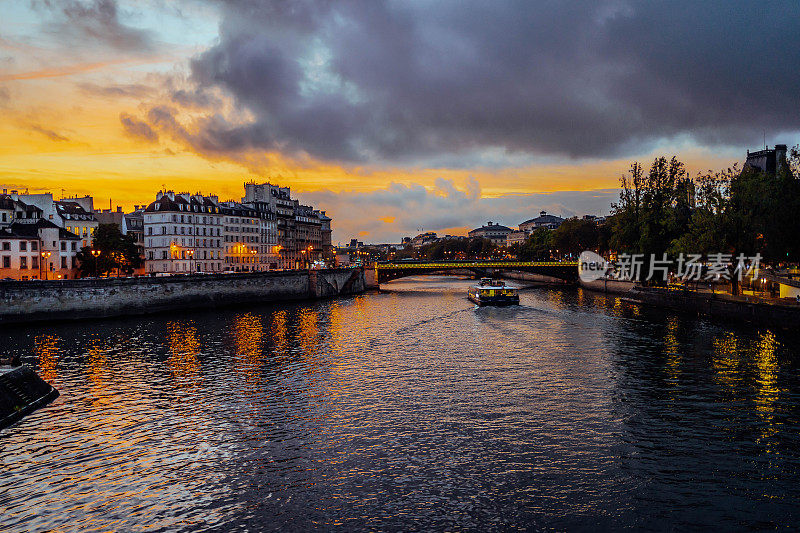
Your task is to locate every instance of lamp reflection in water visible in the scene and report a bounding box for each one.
[166,321,202,388]
[663,317,682,390]
[298,309,320,362]
[231,313,264,392]
[34,334,60,383]
[712,329,784,452]
[754,331,781,448]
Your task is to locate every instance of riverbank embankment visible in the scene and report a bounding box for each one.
[627,286,800,328]
[0,268,366,325]
[0,366,58,430]
[501,271,574,287]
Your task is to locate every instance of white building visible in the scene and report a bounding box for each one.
[220,201,279,271]
[0,193,82,280]
[468,222,513,246]
[519,211,564,233]
[14,192,98,248]
[506,230,527,247]
[143,192,224,274]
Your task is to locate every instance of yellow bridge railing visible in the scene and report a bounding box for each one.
[376,261,578,270]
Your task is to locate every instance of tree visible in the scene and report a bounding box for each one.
[76,224,143,277]
[552,219,598,256]
[517,228,552,260]
[611,156,690,256]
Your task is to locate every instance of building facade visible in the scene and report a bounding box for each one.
[0,193,82,280]
[506,230,527,247]
[143,192,225,274]
[519,211,564,233]
[220,201,278,271]
[14,192,98,248]
[243,181,333,269]
[743,144,788,176]
[468,222,512,246]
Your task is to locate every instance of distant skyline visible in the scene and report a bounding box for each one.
[2,1,798,242]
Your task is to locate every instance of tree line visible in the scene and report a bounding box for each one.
[512,147,800,265]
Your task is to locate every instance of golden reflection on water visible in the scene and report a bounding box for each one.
[231,313,264,392]
[712,332,743,389]
[712,329,783,449]
[298,309,320,362]
[611,297,623,317]
[84,337,110,392]
[34,334,60,383]
[166,321,202,388]
[271,310,289,363]
[754,331,781,447]
[663,317,682,388]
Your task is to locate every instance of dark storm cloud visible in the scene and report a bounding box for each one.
[145,0,800,164]
[36,0,154,52]
[119,112,158,142]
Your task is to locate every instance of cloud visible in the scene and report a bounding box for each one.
[30,124,69,142]
[0,58,145,82]
[297,180,618,243]
[36,0,155,52]
[136,0,800,168]
[80,82,155,98]
[120,112,159,142]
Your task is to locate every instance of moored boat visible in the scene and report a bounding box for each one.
[468,278,519,306]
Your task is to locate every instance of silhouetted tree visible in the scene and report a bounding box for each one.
[76,224,143,277]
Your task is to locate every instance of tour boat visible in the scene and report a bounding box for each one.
[468,278,519,306]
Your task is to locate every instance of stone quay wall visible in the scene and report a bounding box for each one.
[0,268,366,325]
[502,271,574,286]
[579,277,637,295]
[630,286,800,328]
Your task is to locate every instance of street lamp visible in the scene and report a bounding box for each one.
[91,249,101,278]
[250,249,257,271]
[186,249,195,273]
[40,251,51,280]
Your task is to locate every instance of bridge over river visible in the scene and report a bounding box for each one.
[374,260,579,284]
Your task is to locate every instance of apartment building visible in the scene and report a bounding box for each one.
[143,192,224,274]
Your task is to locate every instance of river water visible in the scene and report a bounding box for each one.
[1,276,799,531]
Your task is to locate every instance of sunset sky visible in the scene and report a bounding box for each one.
[2,1,798,243]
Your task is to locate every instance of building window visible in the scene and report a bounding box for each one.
[31,241,38,251]
[61,241,66,251]
[71,242,76,251]
[20,241,27,251]
[1,242,9,251]
[20,257,27,269]
[32,256,38,269]
[61,257,67,268]
[2,256,10,268]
